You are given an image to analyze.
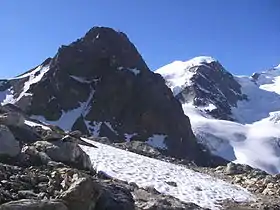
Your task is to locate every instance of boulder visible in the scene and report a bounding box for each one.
[19,145,51,166]
[225,162,242,175]
[0,199,68,210]
[59,177,99,210]
[0,125,20,157]
[33,141,93,171]
[0,112,25,127]
[42,130,64,141]
[95,182,135,210]
[68,130,83,138]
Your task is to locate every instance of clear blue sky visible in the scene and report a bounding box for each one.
[0,0,279,78]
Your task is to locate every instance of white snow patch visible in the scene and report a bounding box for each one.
[81,89,95,117]
[3,65,50,105]
[69,75,95,84]
[203,103,217,111]
[124,133,137,142]
[32,105,84,132]
[80,139,253,210]
[24,120,51,130]
[146,134,167,149]
[259,76,280,94]
[274,64,280,69]
[117,67,140,75]
[12,65,47,79]
[0,88,14,105]
[85,121,102,137]
[232,76,280,124]
[128,68,140,75]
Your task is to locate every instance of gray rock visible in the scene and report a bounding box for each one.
[19,145,51,166]
[114,141,161,158]
[33,141,93,171]
[133,188,206,210]
[165,181,177,187]
[95,182,135,210]
[225,162,240,175]
[17,190,38,199]
[0,125,20,157]
[42,130,64,141]
[59,177,99,210]
[61,135,97,148]
[0,199,68,210]
[0,112,25,127]
[68,130,83,138]
[7,124,41,144]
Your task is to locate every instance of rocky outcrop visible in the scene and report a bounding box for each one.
[95,182,135,210]
[212,162,280,198]
[0,125,20,157]
[59,177,99,210]
[32,141,93,172]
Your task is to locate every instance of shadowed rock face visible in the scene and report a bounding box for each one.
[0,27,220,165]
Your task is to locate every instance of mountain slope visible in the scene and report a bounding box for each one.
[0,27,222,166]
[156,57,280,174]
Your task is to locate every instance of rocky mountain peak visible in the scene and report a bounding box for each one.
[156,57,247,120]
[0,26,222,166]
[52,26,149,79]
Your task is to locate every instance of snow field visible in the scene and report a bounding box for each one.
[80,139,253,210]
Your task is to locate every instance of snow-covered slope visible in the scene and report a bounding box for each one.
[156,58,280,174]
[80,139,253,210]
[156,56,216,96]
[0,65,49,105]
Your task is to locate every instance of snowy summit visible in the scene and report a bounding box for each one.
[157,56,280,174]
[156,56,217,95]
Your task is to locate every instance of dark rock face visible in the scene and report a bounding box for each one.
[0,27,216,165]
[176,61,247,120]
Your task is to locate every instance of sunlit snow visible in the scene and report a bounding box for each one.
[32,105,84,132]
[80,139,253,210]
[117,66,140,75]
[155,56,216,96]
[24,120,51,130]
[2,65,50,105]
[157,57,280,174]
